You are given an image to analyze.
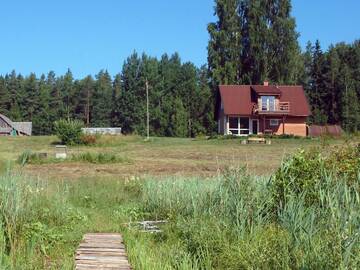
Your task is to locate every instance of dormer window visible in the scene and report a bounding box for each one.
[261,96,275,111]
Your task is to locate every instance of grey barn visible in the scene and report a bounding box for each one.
[0,114,32,136]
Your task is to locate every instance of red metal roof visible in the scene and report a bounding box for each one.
[251,85,281,95]
[277,86,311,116]
[219,85,311,117]
[219,85,254,115]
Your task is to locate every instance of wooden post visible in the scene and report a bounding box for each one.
[146,78,150,140]
[86,88,90,127]
[282,115,285,135]
[263,116,265,134]
[226,116,229,134]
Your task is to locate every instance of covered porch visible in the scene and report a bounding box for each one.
[223,115,287,136]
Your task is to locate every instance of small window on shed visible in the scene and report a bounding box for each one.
[270,119,279,126]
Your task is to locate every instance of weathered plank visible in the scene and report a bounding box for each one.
[75,233,131,270]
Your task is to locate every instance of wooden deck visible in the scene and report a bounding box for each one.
[75,233,131,270]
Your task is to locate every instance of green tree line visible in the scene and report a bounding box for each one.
[303,40,360,131]
[0,53,214,136]
[0,0,359,135]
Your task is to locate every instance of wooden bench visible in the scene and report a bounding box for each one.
[247,137,266,144]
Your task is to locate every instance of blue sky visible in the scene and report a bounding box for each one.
[0,0,359,78]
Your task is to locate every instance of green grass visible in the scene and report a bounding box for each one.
[17,150,131,165]
[0,172,142,269]
[0,144,358,269]
[0,134,356,179]
[0,136,358,269]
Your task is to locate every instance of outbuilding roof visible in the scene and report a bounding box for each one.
[0,114,32,135]
[218,85,311,117]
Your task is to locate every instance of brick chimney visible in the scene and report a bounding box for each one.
[263,81,269,86]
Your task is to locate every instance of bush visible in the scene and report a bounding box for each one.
[54,119,84,145]
[80,134,98,145]
[0,173,86,268]
[137,163,360,269]
[270,144,360,208]
[71,152,129,164]
[270,149,326,207]
[17,151,49,166]
[17,151,130,165]
[326,144,360,182]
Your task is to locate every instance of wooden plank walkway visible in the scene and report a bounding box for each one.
[75,233,131,270]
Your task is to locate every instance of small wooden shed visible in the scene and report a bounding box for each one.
[0,114,32,136]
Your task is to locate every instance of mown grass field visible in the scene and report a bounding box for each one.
[0,135,348,178]
[0,135,358,269]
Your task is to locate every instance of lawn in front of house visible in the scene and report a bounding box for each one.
[0,135,349,179]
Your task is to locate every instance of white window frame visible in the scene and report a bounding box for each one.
[270,119,279,126]
[239,117,250,135]
[228,117,249,136]
[261,96,276,111]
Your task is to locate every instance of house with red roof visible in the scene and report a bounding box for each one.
[216,82,311,137]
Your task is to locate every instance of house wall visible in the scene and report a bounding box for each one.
[218,102,225,134]
[218,113,225,134]
[219,114,308,137]
[259,117,307,136]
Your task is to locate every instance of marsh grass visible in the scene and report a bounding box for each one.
[0,172,85,268]
[128,146,360,269]
[0,173,144,269]
[71,152,131,164]
[1,144,359,269]
[17,151,131,165]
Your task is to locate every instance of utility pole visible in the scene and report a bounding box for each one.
[146,78,150,140]
[86,88,90,127]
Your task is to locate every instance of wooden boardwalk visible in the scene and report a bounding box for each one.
[75,233,131,270]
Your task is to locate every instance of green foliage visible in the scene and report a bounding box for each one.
[326,144,360,181]
[208,0,301,86]
[265,134,308,139]
[303,40,360,130]
[0,52,215,138]
[0,173,87,268]
[208,0,360,132]
[130,145,360,269]
[271,148,327,207]
[17,150,130,165]
[71,152,130,164]
[54,119,84,145]
[80,134,98,145]
[270,145,360,207]
[17,150,48,166]
[3,144,360,268]
[118,52,214,137]
[91,70,113,127]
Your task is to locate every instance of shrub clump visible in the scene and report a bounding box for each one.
[270,144,360,208]
[71,152,129,164]
[80,134,98,145]
[0,173,87,268]
[17,151,50,166]
[54,119,84,145]
[17,151,129,165]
